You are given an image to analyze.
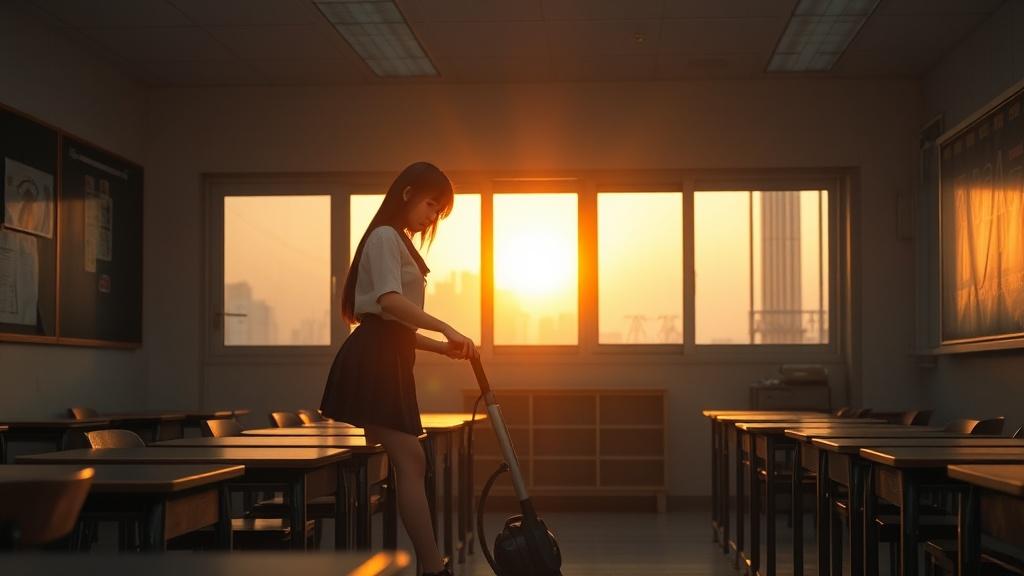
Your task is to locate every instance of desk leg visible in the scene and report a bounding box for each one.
[425,435,438,539]
[765,437,777,576]
[457,425,467,563]
[750,434,761,576]
[793,444,804,576]
[140,500,167,552]
[384,463,398,550]
[335,463,349,550]
[356,461,370,550]
[467,422,476,556]
[899,472,918,576]
[711,418,719,542]
[289,476,309,550]
[216,484,233,550]
[444,431,454,565]
[864,466,878,576]
[735,429,745,569]
[849,461,865,576]
[958,486,980,576]
[722,421,731,555]
[817,450,830,576]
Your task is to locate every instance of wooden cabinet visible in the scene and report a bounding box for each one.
[463,389,666,511]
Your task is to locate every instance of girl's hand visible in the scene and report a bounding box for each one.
[442,326,478,359]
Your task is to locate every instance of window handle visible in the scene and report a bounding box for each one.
[213,311,247,331]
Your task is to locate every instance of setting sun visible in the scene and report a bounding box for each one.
[494,230,574,296]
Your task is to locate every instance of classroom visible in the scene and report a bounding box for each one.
[1,1,1023,575]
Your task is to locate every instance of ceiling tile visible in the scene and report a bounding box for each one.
[396,0,545,23]
[132,59,266,86]
[541,0,665,20]
[663,0,797,19]
[659,18,788,53]
[547,20,662,56]
[78,26,234,61]
[252,59,368,84]
[209,25,349,60]
[416,21,549,68]
[31,0,192,27]
[168,0,322,26]
[550,52,656,80]
[656,52,766,78]
[878,0,1006,15]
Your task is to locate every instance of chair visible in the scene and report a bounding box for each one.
[944,417,1005,435]
[202,418,244,437]
[1012,425,1023,439]
[0,467,94,549]
[84,429,146,448]
[297,409,326,424]
[901,409,934,426]
[847,408,873,418]
[68,407,99,419]
[269,412,303,428]
[833,406,850,417]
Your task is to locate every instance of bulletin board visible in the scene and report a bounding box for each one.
[0,103,143,348]
[58,136,143,346]
[0,104,58,340]
[939,80,1024,346]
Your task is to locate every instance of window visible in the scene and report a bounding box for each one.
[349,193,482,343]
[598,192,683,344]
[223,195,331,346]
[694,190,829,345]
[493,193,578,346]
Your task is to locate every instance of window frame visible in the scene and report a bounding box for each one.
[203,169,848,365]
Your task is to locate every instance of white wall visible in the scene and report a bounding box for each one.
[145,78,922,495]
[0,2,148,418]
[922,0,1024,432]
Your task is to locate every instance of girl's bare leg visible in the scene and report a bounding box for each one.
[365,425,444,573]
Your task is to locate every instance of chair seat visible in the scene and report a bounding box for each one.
[250,494,384,519]
[876,514,957,541]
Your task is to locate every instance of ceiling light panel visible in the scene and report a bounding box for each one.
[767,0,881,72]
[315,0,437,77]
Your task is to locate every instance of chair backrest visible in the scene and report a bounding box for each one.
[297,409,325,424]
[67,406,98,419]
[900,409,934,426]
[833,406,850,417]
[269,411,303,428]
[85,429,145,448]
[1012,425,1023,439]
[203,418,244,437]
[847,408,872,418]
[0,467,94,548]
[943,418,981,434]
[971,417,1005,436]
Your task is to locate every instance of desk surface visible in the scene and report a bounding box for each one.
[0,551,411,576]
[813,437,1024,454]
[736,420,890,432]
[0,463,244,492]
[103,411,187,423]
[0,418,111,430]
[947,464,1024,497]
[716,413,855,423]
[422,412,489,422]
[785,427,950,441]
[18,447,351,469]
[859,446,1024,468]
[702,410,828,418]
[154,436,385,453]
[244,426,366,437]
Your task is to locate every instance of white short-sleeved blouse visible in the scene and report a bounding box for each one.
[354,226,425,328]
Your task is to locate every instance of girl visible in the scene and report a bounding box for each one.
[321,161,476,576]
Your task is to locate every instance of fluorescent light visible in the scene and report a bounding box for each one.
[767,0,881,72]
[315,0,438,77]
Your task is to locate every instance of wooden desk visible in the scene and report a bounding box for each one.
[0,425,6,464]
[0,551,411,575]
[423,412,488,562]
[243,426,367,437]
[859,447,1024,576]
[710,413,865,562]
[948,464,1024,576]
[421,415,466,568]
[0,464,242,550]
[152,436,390,549]
[17,447,350,551]
[0,418,111,461]
[786,427,969,576]
[100,412,188,443]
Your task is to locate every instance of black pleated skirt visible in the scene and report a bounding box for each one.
[319,315,422,435]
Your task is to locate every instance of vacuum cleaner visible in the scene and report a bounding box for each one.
[468,356,562,576]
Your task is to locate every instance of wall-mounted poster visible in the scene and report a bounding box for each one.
[3,157,54,238]
[940,81,1024,345]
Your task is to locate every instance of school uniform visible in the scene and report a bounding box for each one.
[320,225,426,435]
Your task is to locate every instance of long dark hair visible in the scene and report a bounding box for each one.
[342,162,454,323]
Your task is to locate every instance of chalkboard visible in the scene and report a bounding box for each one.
[58,136,143,345]
[0,105,58,340]
[939,81,1024,345]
